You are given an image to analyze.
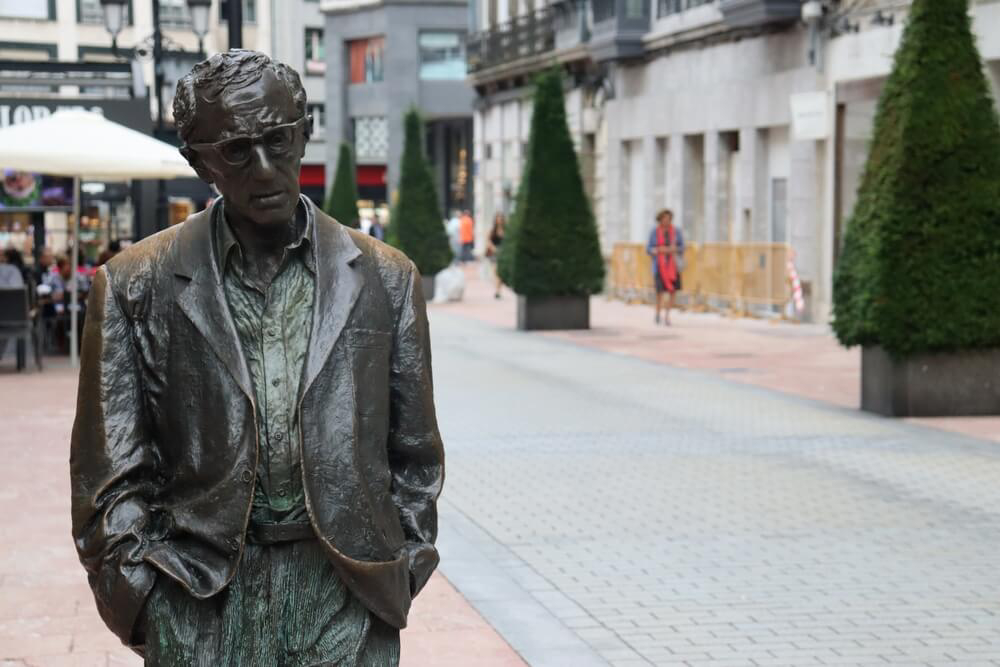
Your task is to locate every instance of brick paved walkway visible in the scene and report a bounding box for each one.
[0,362,524,667]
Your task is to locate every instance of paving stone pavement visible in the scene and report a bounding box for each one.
[430,310,1000,667]
[0,360,526,667]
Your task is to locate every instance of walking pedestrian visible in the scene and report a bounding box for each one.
[459,209,475,262]
[446,211,461,258]
[486,213,506,299]
[647,209,684,325]
[369,216,385,241]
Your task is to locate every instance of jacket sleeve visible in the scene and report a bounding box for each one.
[70,266,157,652]
[388,262,445,598]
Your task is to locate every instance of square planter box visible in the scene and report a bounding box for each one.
[517,295,590,331]
[862,345,1000,417]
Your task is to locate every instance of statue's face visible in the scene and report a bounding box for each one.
[187,69,304,229]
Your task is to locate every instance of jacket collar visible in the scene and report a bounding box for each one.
[213,197,317,278]
[174,197,363,403]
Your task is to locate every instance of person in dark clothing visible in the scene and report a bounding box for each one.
[486,213,506,299]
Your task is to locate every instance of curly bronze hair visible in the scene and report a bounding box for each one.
[173,49,309,145]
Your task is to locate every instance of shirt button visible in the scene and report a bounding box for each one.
[267,328,277,337]
[278,489,287,497]
[271,378,280,387]
[275,433,284,442]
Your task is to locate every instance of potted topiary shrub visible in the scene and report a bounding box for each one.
[832,0,1000,416]
[498,69,605,330]
[388,109,453,301]
[324,142,361,229]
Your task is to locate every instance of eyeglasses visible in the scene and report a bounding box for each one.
[185,116,310,167]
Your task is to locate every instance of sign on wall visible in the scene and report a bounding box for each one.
[0,98,152,133]
[790,91,830,141]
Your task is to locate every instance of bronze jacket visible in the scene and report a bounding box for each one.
[70,199,444,652]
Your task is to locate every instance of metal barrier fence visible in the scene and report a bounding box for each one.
[608,242,793,313]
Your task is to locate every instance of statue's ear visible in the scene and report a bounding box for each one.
[180,146,215,184]
[300,118,312,158]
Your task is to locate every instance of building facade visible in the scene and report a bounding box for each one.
[468,0,1000,321]
[271,0,329,204]
[0,0,273,240]
[0,0,271,124]
[321,0,475,214]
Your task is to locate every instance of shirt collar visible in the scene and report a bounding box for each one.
[214,195,317,276]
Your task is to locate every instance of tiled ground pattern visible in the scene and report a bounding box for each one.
[431,311,1000,667]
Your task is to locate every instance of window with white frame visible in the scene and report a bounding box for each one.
[159,0,191,28]
[657,0,713,19]
[307,103,325,140]
[79,0,131,24]
[218,0,257,23]
[305,28,325,75]
[0,0,51,19]
[418,32,466,81]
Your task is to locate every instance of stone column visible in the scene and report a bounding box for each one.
[639,134,657,241]
[788,137,822,319]
[703,131,720,243]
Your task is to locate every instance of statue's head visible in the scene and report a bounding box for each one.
[175,50,310,229]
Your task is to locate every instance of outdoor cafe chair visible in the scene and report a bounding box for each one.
[0,286,43,372]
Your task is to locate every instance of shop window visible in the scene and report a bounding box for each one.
[0,0,52,19]
[418,32,466,81]
[348,37,384,84]
[307,103,325,140]
[305,28,325,75]
[353,116,388,162]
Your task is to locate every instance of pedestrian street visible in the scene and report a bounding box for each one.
[430,310,1000,667]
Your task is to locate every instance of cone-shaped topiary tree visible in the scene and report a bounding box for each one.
[388,109,453,276]
[832,0,1000,359]
[324,142,361,229]
[498,68,604,297]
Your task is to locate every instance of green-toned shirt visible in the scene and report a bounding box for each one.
[215,201,316,524]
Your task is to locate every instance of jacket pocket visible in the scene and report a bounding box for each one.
[346,329,391,416]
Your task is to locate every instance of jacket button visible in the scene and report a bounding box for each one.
[229,538,240,552]
[240,469,253,484]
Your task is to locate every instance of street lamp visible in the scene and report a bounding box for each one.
[100,0,210,233]
[187,0,212,57]
[99,0,126,53]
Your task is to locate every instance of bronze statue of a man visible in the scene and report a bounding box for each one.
[70,50,444,665]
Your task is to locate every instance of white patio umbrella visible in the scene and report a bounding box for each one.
[0,109,197,367]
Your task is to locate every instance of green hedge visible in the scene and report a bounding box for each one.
[324,142,360,229]
[832,0,1000,358]
[388,109,453,276]
[498,69,604,297]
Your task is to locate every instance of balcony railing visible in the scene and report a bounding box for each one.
[467,9,556,74]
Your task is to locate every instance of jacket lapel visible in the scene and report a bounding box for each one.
[173,203,254,402]
[301,202,363,401]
